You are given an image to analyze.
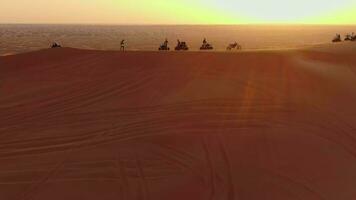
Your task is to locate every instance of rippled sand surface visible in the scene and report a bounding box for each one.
[1,43,356,199]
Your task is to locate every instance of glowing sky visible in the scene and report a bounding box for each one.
[1,0,355,24]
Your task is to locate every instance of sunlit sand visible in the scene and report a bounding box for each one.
[1,42,356,199]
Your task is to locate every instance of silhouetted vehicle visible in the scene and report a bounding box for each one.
[200,38,214,50]
[51,42,61,48]
[332,34,342,43]
[345,34,352,41]
[175,40,189,51]
[226,42,242,50]
[159,39,170,50]
[348,32,356,41]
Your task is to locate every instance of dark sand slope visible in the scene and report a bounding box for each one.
[1,45,356,200]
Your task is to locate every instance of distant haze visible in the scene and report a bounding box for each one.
[0,0,356,24]
[1,24,356,55]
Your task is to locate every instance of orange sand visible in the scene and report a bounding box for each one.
[1,44,356,200]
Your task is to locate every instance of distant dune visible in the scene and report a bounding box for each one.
[1,24,356,55]
[1,44,356,200]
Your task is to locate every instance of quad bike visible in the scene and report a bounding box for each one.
[200,39,214,50]
[347,33,356,41]
[226,42,242,50]
[332,34,342,43]
[175,41,189,51]
[200,43,213,50]
[345,34,352,41]
[159,40,170,50]
[51,42,62,48]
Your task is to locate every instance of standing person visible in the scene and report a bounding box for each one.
[120,40,125,51]
[202,38,208,49]
[176,39,181,50]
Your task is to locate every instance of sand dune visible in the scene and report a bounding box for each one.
[1,45,356,200]
[1,24,356,55]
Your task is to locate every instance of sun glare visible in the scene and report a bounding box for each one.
[0,0,355,24]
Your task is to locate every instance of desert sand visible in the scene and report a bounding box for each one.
[1,44,356,200]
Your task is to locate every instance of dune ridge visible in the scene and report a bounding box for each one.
[1,45,356,200]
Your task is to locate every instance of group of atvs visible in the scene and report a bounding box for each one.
[51,38,242,51]
[159,38,242,51]
[159,39,190,51]
[332,33,356,42]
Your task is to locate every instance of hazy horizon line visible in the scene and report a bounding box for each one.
[1,23,356,26]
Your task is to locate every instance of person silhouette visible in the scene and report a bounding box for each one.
[120,40,125,51]
[51,42,61,48]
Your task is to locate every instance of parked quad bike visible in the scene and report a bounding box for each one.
[51,42,62,48]
[332,34,342,43]
[200,39,214,50]
[226,42,242,50]
[159,44,170,51]
[159,39,170,50]
[175,41,189,51]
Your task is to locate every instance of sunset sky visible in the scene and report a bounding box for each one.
[1,0,355,24]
